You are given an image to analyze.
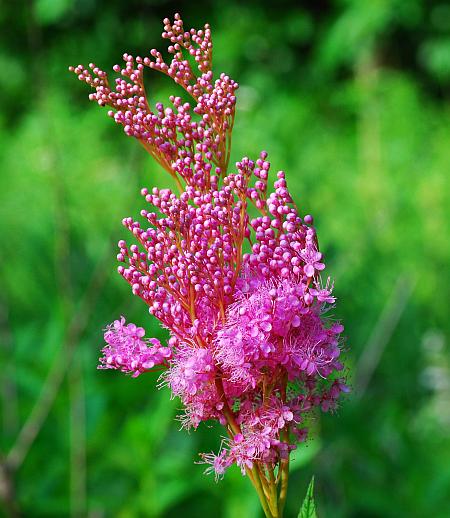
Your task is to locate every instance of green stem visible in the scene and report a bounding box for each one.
[277,432,290,516]
[268,464,280,517]
[277,374,290,516]
[252,464,275,518]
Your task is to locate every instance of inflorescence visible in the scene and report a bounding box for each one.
[71,13,348,517]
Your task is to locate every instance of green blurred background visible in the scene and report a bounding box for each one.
[1,0,449,516]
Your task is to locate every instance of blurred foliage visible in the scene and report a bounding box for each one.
[0,0,449,517]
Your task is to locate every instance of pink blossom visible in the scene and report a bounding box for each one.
[98,317,172,377]
[309,277,336,304]
[72,13,349,496]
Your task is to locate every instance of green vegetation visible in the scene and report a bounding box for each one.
[1,1,449,516]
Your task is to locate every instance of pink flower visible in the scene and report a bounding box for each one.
[309,277,336,304]
[73,13,349,494]
[200,449,232,481]
[99,317,172,377]
[300,230,325,278]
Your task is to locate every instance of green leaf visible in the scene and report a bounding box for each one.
[298,476,317,518]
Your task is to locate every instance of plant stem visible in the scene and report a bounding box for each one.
[252,464,276,518]
[268,464,279,516]
[277,375,290,516]
[277,431,290,516]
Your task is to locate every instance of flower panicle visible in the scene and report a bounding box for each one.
[104,148,348,477]
[72,13,350,511]
[69,13,238,188]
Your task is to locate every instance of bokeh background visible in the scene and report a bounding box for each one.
[1,0,449,516]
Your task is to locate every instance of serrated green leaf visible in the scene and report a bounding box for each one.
[298,476,317,518]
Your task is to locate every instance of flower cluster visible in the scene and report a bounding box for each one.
[72,13,348,517]
[69,13,237,190]
[99,317,172,377]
